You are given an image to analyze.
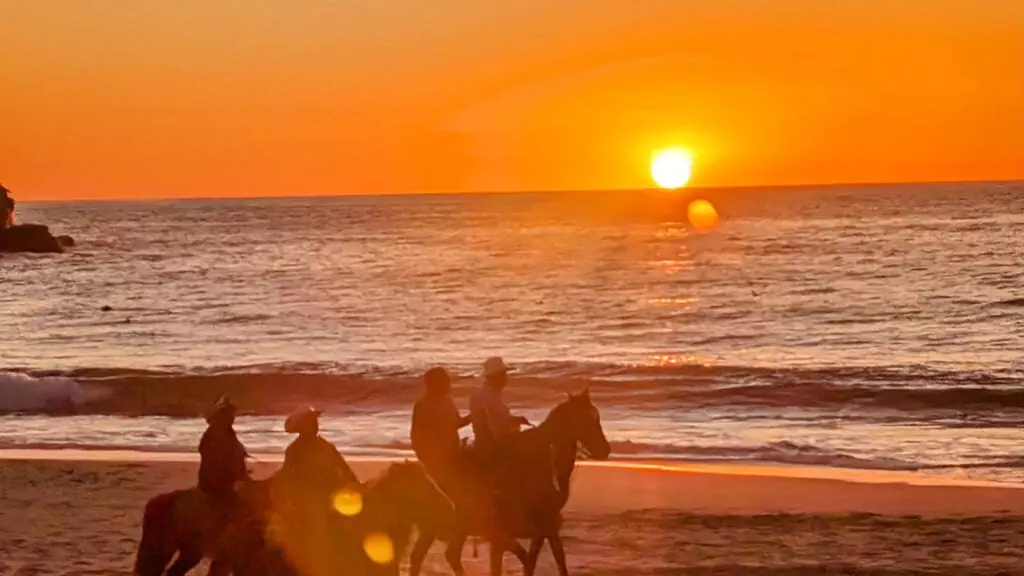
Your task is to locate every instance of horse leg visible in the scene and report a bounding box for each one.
[524,537,545,576]
[444,533,468,576]
[489,542,504,576]
[384,525,408,576]
[135,493,179,576]
[166,543,202,576]
[549,533,569,576]
[408,529,435,576]
[489,529,527,567]
[504,538,528,565]
[206,558,231,576]
[134,543,176,576]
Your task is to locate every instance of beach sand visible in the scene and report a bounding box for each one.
[2,452,1024,575]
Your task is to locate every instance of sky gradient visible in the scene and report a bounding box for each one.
[3,1,1022,200]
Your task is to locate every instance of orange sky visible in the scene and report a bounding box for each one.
[2,1,1022,200]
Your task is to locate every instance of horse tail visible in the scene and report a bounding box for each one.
[134,491,179,576]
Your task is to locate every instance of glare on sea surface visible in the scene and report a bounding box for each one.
[363,532,395,564]
[332,488,363,516]
[686,199,720,233]
[651,147,694,189]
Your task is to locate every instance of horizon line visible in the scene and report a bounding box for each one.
[18,177,1023,204]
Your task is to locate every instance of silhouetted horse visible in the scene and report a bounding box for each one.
[355,461,457,575]
[256,460,454,576]
[134,461,453,576]
[409,389,611,576]
[133,476,293,576]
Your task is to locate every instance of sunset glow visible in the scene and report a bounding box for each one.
[2,2,1022,200]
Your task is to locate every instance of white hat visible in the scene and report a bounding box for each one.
[483,357,511,378]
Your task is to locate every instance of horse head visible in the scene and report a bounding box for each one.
[560,388,611,461]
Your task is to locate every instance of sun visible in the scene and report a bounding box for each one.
[650,148,693,190]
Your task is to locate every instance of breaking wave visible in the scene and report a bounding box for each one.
[7,362,1024,419]
[0,372,108,412]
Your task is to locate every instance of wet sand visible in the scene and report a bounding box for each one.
[1,452,1023,575]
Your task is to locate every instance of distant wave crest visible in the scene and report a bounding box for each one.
[0,372,105,412]
[9,362,1024,419]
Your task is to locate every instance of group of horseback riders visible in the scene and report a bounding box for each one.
[196,356,527,527]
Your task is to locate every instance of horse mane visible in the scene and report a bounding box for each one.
[362,460,420,492]
[535,394,588,438]
[532,395,590,501]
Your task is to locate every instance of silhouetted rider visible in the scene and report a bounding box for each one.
[281,407,358,499]
[411,366,472,489]
[469,357,530,460]
[198,396,250,504]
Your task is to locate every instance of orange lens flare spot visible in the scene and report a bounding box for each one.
[363,532,395,565]
[686,199,719,232]
[332,488,363,517]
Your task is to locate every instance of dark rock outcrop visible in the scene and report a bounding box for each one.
[0,224,71,254]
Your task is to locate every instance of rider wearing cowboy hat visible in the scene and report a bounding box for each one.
[197,396,250,504]
[469,357,530,455]
[281,407,358,499]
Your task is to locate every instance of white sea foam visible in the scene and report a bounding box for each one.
[0,372,102,411]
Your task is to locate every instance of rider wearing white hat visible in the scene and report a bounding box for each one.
[469,357,530,452]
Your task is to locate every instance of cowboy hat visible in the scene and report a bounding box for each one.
[284,406,324,434]
[483,356,512,378]
[205,395,237,424]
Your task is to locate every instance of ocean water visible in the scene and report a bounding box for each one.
[2,183,1023,481]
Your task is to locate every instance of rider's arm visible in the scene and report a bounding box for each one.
[457,412,473,428]
[327,441,358,485]
[410,401,428,456]
[230,434,249,479]
[469,395,491,441]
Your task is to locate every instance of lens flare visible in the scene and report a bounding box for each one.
[686,199,719,232]
[332,488,363,517]
[363,532,395,565]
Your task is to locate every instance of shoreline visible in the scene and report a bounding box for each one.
[3,448,1023,518]
[1,447,1019,488]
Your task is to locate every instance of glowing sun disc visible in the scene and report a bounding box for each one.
[651,148,693,189]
